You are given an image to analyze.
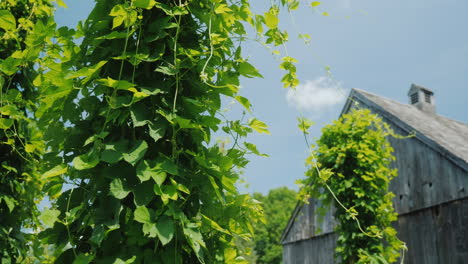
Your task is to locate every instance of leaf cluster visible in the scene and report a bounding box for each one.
[0,0,55,262]
[30,0,300,263]
[299,109,405,263]
[0,0,310,262]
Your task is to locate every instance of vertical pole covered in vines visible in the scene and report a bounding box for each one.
[37,0,300,262]
[0,0,55,262]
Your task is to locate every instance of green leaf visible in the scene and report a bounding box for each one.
[123,140,148,165]
[183,224,206,260]
[110,178,130,199]
[0,10,16,31]
[134,206,152,223]
[248,118,270,135]
[101,150,123,164]
[113,257,136,264]
[24,144,35,153]
[311,1,321,7]
[133,183,154,206]
[136,160,167,185]
[101,139,127,163]
[40,209,61,228]
[2,196,15,212]
[225,248,238,262]
[177,183,190,194]
[55,0,68,8]
[155,64,178,75]
[155,216,174,245]
[73,152,100,170]
[0,104,19,116]
[0,118,14,129]
[215,4,232,14]
[109,95,133,109]
[133,0,156,9]
[109,4,127,29]
[235,96,252,113]
[297,117,315,134]
[89,225,105,247]
[163,185,178,201]
[98,77,135,90]
[157,156,179,176]
[5,90,21,102]
[66,61,107,83]
[238,61,263,78]
[264,10,279,29]
[130,103,152,127]
[42,164,68,179]
[0,57,20,75]
[72,254,94,264]
[142,223,158,237]
[202,215,230,235]
[244,142,268,157]
[136,160,153,182]
[149,123,166,143]
[289,0,300,10]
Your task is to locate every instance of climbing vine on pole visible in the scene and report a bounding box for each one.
[37,0,303,263]
[299,109,406,263]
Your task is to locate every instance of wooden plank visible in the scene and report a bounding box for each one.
[284,198,468,264]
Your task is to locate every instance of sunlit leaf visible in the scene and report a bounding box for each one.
[0,10,16,31]
[133,0,156,9]
[134,206,152,223]
[42,164,68,179]
[311,1,321,7]
[40,209,60,228]
[248,118,270,135]
[110,178,130,199]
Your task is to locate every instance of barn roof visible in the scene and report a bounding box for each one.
[343,89,468,172]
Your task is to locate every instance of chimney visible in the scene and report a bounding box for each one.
[407,84,436,114]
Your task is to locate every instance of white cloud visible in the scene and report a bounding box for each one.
[286,77,347,112]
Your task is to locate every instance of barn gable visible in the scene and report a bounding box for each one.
[343,88,468,172]
[281,86,468,263]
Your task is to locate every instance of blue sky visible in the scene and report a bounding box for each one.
[56,0,468,194]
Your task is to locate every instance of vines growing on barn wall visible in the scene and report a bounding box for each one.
[298,109,407,264]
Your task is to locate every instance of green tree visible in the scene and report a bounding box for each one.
[0,1,55,262]
[254,187,297,264]
[299,109,406,263]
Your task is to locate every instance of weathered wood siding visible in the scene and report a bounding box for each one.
[382,108,468,215]
[282,197,468,264]
[395,198,468,264]
[282,233,337,264]
[281,199,336,244]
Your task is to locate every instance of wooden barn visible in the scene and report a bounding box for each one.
[281,85,468,263]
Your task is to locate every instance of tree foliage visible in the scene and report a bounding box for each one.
[253,187,297,264]
[0,0,55,262]
[23,0,305,263]
[299,109,406,263]
[0,0,314,262]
